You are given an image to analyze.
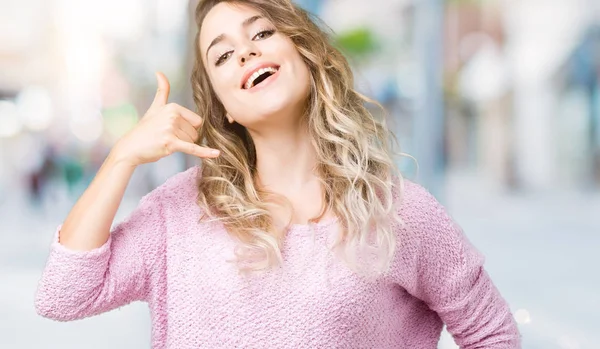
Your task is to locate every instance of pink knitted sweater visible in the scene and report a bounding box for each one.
[35,166,521,348]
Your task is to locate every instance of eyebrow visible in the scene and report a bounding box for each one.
[205,15,264,60]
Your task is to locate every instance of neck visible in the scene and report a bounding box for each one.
[249,121,318,195]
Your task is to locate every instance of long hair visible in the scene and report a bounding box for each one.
[192,0,404,273]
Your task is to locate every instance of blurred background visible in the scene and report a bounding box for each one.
[1,0,599,348]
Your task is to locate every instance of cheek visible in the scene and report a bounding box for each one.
[208,70,238,105]
[212,80,246,118]
[211,81,227,101]
[287,47,310,85]
[292,54,311,95]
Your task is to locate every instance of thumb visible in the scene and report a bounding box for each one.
[151,71,170,109]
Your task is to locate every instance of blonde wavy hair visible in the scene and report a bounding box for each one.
[192,0,404,274]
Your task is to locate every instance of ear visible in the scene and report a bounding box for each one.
[226,113,234,124]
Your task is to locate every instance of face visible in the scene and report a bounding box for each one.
[199,3,311,129]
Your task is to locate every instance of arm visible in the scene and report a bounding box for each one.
[57,152,136,251]
[391,182,521,348]
[34,179,166,321]
[35,72,216,321]
[56,72,214,251]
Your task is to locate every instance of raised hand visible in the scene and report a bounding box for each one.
[113,72,219,167]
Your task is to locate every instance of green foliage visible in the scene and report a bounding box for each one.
[334,27,379,59]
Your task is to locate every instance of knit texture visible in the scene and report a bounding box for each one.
[35,166,521,348]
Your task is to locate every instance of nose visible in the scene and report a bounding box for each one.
[237,41,260,65]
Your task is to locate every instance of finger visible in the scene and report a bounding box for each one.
[171,139,220,158]
[176,118,199,142]
[174,105,203,129]
[151,72,170,109]
[173,126,195,144]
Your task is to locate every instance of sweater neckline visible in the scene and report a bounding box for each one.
[287,217,339,232]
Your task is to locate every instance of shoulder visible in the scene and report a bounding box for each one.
[393,177,448,225]
[141,165,201,206]
[391,177,473,254]
[156,165,201,194]
[392,176,484,260]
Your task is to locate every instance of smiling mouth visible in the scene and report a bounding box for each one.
[243,66,280,90]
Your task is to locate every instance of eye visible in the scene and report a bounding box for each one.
[215,51,233,66]
[252,29,275,41]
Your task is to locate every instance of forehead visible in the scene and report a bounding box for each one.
[199,3,263,50]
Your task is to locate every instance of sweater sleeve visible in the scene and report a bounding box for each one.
[390,181,522,348]
[34,190,166,321]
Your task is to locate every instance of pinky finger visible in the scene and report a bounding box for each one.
[173,139,220,158]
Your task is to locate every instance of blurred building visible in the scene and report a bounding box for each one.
[554,26,600,187]
[443,0,600,192]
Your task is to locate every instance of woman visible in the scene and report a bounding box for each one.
[35,0,521,348]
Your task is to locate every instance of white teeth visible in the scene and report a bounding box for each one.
[244,66,279,89]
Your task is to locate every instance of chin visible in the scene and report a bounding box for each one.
[243,91,309,127]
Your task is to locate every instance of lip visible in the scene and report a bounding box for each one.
[240,62,280,90]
